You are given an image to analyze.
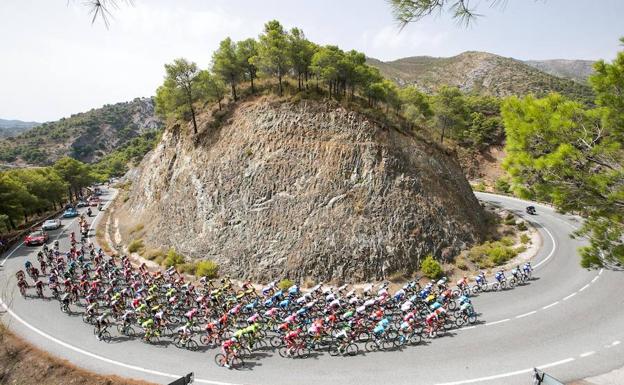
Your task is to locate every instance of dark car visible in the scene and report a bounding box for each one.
[25,230,49,246]
[526,206,537,215]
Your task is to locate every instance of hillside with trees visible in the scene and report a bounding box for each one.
[366,52,594,103]
[0,98,161,166]
[0,119,39,138]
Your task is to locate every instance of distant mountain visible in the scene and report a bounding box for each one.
[367,51,594,102]
[0,97,162,166]
[524,59,595,84]
[0,119,39,138]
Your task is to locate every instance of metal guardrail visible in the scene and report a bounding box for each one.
[532,368,564,385]
[168,372,194,385]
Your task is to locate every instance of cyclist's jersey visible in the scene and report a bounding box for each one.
[141,319,154,329]
[399,321,411,331]
[400,300,413,312]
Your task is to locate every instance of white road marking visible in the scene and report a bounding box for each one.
[0,298,239,385]
[599,268,604,275]
[534,226,556,269]
[485,318,510,326]
[542,301,559,310]
[611,341,621,347]
[579,284,590,292]
[1,242,23,266]
[592,276,599,283]
[564,292,577,301]
[433,358,575,385]
[458,326,476,331]
[580,351,596,358]
[515,311,536,319]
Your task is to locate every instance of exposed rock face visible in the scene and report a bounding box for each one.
[124,98,488,282]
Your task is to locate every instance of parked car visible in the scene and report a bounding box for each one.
[63,208,79,218]
[526,206,537,215]
[89,197,100,207]
[25,230,49,246]
[76,200,88,208]
[42,219,62,230]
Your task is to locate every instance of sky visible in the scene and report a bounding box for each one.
[1,0,622,122]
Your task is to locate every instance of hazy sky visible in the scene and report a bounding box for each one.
[1,0,622,122]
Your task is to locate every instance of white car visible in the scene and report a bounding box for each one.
[41,219,61,230]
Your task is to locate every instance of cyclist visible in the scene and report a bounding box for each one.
[95,312,109,341]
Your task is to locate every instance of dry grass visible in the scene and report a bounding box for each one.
[0,323,154,385]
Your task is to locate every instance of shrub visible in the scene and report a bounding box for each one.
[488,245,517,265]
[516,221,528,231]
[457,262,468,271]
[154,255,165,265]
[195,260,219,278]
[144,248,164,261]
[500,236,515,247]
[494,178,511,194]
[177,262,197,275]
[130,223,144,234]
[520,234,531,244]
[278,278,294,291]
[128,239,144,253]
[472,182,486,192]
[421,255,443,279]
[163,248,185,267]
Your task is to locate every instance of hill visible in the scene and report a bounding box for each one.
[119,96,488,282]
[367,51,593,102]
[524,59,595,84]
[0,119,39,138]
[0,98,162,166]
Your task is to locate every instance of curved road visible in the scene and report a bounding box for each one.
[0,188,623,385]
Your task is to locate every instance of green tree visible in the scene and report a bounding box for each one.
[0,172,35,227]
[212,38,242,101]
[288,28,316,91]
[255,20,291,96]
[399,86,432,119]
[311,45,343,98]
[197,70,227,111]
[236,38,259,93]
[502,41,624,268]
[389,0,511,27]
[53,156,93,200]
[155,58,206,134]
[432,85,469,143]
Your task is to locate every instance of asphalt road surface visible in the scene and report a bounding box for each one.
[0,188,622,385]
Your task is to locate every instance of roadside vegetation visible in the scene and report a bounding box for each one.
[0,323,152,385]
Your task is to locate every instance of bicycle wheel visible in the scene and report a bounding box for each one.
[231,356,244,369]
[345,343,359,356]
[468,314,477,324]
[409,332,423,345]
[356,331,370,342]
[101,331,112,343]
[447,301,457,310]
[328,344,340,357]
[508,278,516,288]
[278,346,289,358]
[269,335,282,348]
[455,317,466,328]
[214,353,226,367]
[492,282,500,291]
[187,339,199,351]
[364,340,379,352]
[296,346,311,359]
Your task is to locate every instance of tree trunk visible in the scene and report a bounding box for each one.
[231,80,237,101]
[250,76,255,93]
[278,74,283,96]
[190,105,198,135]
[440,127,445,144]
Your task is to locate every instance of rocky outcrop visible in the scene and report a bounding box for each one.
[123,97,488,282]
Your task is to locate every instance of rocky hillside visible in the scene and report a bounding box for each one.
[0,119,39,138]
[121,97,488,282]
[0,98,161,166]
[524,59,595,84]
[367,51,593,102]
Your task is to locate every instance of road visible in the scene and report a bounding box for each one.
[0,188,623,385]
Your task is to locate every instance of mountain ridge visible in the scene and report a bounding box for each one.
[367,51,594,101]
[0,119,40,138]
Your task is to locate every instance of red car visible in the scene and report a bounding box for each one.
[89,197,100,207]
[24,230,49,246]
